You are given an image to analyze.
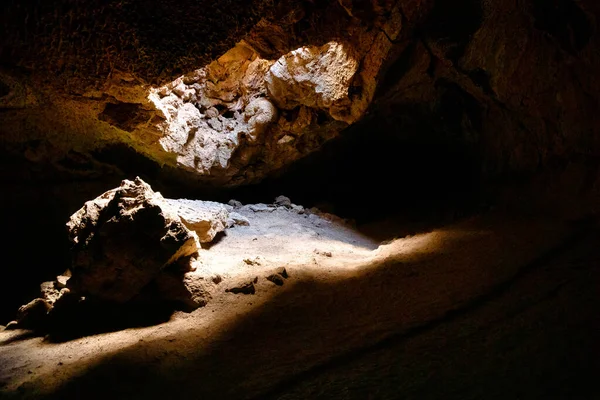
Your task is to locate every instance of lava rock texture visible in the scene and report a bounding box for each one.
[1,0,598,185]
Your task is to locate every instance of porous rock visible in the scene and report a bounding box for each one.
[66,177,200,303]
[40,281,69,305]
[265,42,359,123]
[165,199,229,243]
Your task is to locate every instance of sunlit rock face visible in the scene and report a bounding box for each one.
[266,42,360,123]
[148,44,277,176]
[0,0,599,189]
[148,34,395,184]
[0,0,407,186]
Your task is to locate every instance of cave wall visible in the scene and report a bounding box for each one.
[376,0,600,177]
[0,0,597,186]
[227,0,600,221]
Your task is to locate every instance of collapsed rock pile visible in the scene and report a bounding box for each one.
[5,178,313,334]
[8,177,233,332]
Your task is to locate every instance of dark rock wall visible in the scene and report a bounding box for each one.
[226,0,600,221]
[0,0,275,87]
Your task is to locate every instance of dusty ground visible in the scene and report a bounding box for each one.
[0,199,599,399]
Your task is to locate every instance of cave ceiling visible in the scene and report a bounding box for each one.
[0,0,598,187]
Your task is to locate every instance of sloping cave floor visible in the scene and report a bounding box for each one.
[0,166,599,399]
[1,119,600,399]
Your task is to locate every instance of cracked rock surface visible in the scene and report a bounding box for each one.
[66,177,201,303]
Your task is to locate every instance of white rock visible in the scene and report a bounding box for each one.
[265,41,359,123]
[227,211,250,227]
[244,97,278,141]
[165,199,229,243]
[244,203,275,213]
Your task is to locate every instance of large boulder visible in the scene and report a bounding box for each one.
[66,177,200,303]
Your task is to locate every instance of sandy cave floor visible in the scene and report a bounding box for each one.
[0,202,599,399]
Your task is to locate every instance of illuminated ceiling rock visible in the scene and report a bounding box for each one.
[149,44,277,175]
[148,12,402,185]
[0,0,406,186]
[265,42,360,123]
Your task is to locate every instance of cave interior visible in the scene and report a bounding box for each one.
[0,0,599,399]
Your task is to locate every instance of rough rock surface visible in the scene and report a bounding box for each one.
[66,177,200,303]
[165,199,229,243]
[8,177,283,331]
[147,28,396,184]
[266,42,360,123]
[0,0,404,186]
[0,0,598,190]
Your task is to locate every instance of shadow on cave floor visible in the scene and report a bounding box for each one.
[2,210,598,400]
[0,302,178,345]
[4,216,600,399]
[44,302,177,343]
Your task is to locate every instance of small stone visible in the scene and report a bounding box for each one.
[205,107,219,118]
[247,203,275,213]
[212,275,223,284]
[291,204,304,214]
[276,267,289,279]
[314,250,332,257]
[274,195,292,207]
[243,257,261,266]
[266,274,285,286]
[227,211,250,227]
[228,199,243,208]
[225,281,256,295]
